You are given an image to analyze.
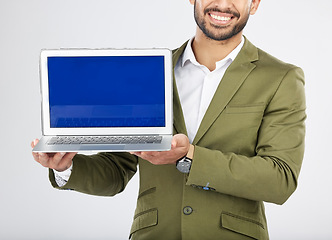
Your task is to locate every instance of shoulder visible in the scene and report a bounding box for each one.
[238,39,305,103]
[257,47,300,73]
[240,39,304,86]
[256,47,305,88]
[245,39,303,78]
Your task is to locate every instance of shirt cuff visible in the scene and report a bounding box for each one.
[53,164,73,187]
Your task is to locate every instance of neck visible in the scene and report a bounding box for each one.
[192,30,243,71]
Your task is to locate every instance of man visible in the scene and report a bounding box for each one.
[32,0,306,239]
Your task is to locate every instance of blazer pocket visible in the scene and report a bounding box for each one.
[130,209,158,235]
[220,212,266,240]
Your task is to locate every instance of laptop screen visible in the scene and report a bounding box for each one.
[47,55,166,128]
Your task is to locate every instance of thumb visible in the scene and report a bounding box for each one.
[171,138,177,149]
[171,134,189,149]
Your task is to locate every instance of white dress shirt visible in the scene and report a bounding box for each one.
[174,37,244,143]
[54,37,244,186]
[54,164,73,187]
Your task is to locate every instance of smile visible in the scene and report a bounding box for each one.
[210,13,231,22]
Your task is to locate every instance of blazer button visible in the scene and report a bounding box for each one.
[183,206,193,215]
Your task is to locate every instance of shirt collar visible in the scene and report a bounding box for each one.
[181,36,245,70]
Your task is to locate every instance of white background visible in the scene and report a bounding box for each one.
[1,0,331,239]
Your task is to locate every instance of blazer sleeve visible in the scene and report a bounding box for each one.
[49,152,138,196]
[186,67,306,205]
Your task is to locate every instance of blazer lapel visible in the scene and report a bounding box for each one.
[172,42,188,135]
[193,38,259,145]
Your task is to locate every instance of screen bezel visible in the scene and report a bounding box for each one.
[39,48,173,136]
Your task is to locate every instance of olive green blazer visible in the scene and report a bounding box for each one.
[50,38,306,240]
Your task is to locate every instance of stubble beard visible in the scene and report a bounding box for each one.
[194,4,250,41]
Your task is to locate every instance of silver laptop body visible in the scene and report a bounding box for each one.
[33,48,173,152]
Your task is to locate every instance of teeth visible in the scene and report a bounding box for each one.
[210,14,231,21]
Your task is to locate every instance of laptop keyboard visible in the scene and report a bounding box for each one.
[47,136,163,145]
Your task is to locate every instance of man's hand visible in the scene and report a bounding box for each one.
[131,134,190,165]
[31,139,77,172]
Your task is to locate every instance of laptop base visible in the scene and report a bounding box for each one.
[32,135,172,153]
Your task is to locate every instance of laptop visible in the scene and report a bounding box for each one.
[33,48,173,152]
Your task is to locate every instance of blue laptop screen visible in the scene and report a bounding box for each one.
[47,55,166,128]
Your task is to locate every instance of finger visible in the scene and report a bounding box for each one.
[130,152,140,158]
[66,152,77,159]
[131,151,151,160]
[171,135,186,150]
[141,151,160,158]
[64,152,77,166]
[32,152,41,163]
[45,152,66,170]
[51,152,67,166]
[36,152,52,167]
[171,139,177,149]
[31,139,39,148]
[31,139,40,162]
[53,152,76,171]
[130,151,141,155]
[61,152,77,166]
[131,151,158,159]
[173,134,189,147]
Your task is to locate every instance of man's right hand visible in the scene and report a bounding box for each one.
[31,139,77,172]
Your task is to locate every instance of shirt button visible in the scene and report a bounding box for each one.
[183,206,193,215]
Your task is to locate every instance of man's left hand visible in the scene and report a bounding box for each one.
[130,134,190,165]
